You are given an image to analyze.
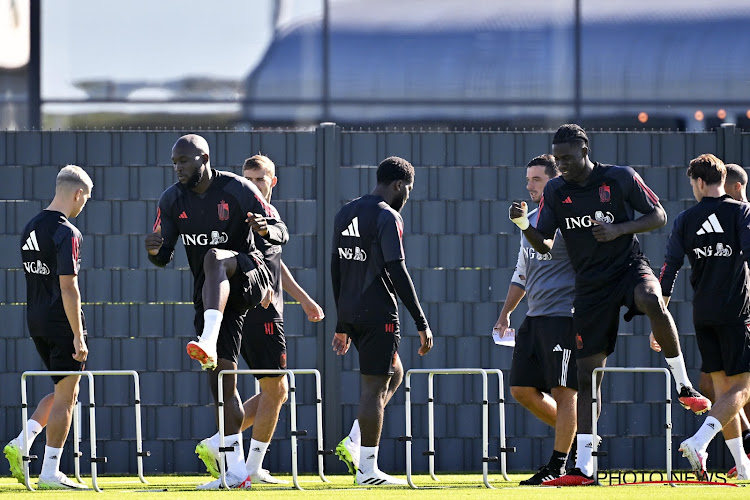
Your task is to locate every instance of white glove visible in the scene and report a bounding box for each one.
[510,201,529,230]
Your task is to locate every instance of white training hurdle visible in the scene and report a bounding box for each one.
[591,367,673,483]
[402,368,513,489]
[20,369,148,493]
[217,368,328,490]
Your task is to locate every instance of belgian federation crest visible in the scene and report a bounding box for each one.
[599,184,611,203]
[218,200,229,221]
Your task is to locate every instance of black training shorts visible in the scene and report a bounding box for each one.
[240,321,287,379]
[510,315,578,392]
[33,334,87,384]
[696,322,750,377]
[573,257,656,358]
[340,321,401,376]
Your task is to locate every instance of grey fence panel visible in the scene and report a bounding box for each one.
[2,127,748,475]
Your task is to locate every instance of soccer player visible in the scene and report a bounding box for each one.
[494,154,577,485]
[511,124,710,486]
[331,156,433,486]
[659,154,750,480]
[145,135,287,490]
[5,165,92,489]
[651,162,750,470]
[195,155,324,484]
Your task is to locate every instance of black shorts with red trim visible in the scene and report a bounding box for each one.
[340,321,401,376]
[574,256,657,358]
[240,320,287,379]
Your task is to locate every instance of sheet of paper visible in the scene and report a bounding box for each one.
[492,327,515,347]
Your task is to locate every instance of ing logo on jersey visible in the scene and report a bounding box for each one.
[693,243,732,259]
[564,211,615,230]
[522,247,552,261]
[181,231,229,246]
[338,246,367,261]
[23,260,51,275]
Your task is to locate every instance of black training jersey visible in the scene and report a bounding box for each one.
[21,210,86,337]
[149,169,288,308]
[246,202,283,323]
[536,163,660,288]
[331,194,406,325]
[660,195,750,325]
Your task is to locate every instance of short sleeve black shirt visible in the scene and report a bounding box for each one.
[535,163,660,289]
[21,210,86,337]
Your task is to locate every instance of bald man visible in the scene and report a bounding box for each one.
[145,134,288,490]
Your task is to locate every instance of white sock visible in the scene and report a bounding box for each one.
[16,419,43,449]
[245,438,270,474]
[359,446,378,473]
[40,445,63,477]
[349,419,361,445]
[692,416,721,450]
[665,354,691,390]
[201,309,223,346]
[575,434,594,477]
[726,436,749,468]
[223,433,246,478]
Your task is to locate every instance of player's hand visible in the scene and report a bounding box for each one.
[260,287,273,309]
[332,332,350,355]
[247,212,269,237]
[493,313,511,337]
[301,299,325,322]
[591,220,623,242]
[418,328,433,356]
[145,225,163,256]
[72,335,88,362]
[509,201,529,230]
[648,332,662,352]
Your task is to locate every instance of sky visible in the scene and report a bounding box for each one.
[41,0,320,99]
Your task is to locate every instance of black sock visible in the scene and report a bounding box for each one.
[568,440,577,467]
[549,450,567,474]
[742,429,750,454]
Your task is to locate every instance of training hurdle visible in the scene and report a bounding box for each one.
[218,368,328,490]
[20,370,148,492]
[401,368,514,489]
[591,367,673,483]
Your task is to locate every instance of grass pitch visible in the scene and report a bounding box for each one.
[0,473,746,498]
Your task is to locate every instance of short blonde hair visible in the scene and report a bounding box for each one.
[56,165,93,194]
[243,155,276,178]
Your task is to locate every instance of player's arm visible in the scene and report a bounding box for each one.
[494,244,526,336]
[249,213,289,245]
[510,197,555,254]
[56,229,87,362]
[384,259,432,355]
[60,274,87,362]
[281,260,324,322]
[650,214,686,351]
[594,167,666,242]
[330,229,350,355]
[146,201,177,267]
[738,204,750,263]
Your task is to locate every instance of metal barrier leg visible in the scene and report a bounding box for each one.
[403,368,508,489]
[219,369,321,491]
[427,373,437,481]
[591,367,672,484]
[485,369,512,482]
[21,370,148,492]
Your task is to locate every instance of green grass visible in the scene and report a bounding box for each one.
[0,473,746,499]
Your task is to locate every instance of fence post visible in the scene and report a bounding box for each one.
[718,123,740,164]
[316,122,341,469]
